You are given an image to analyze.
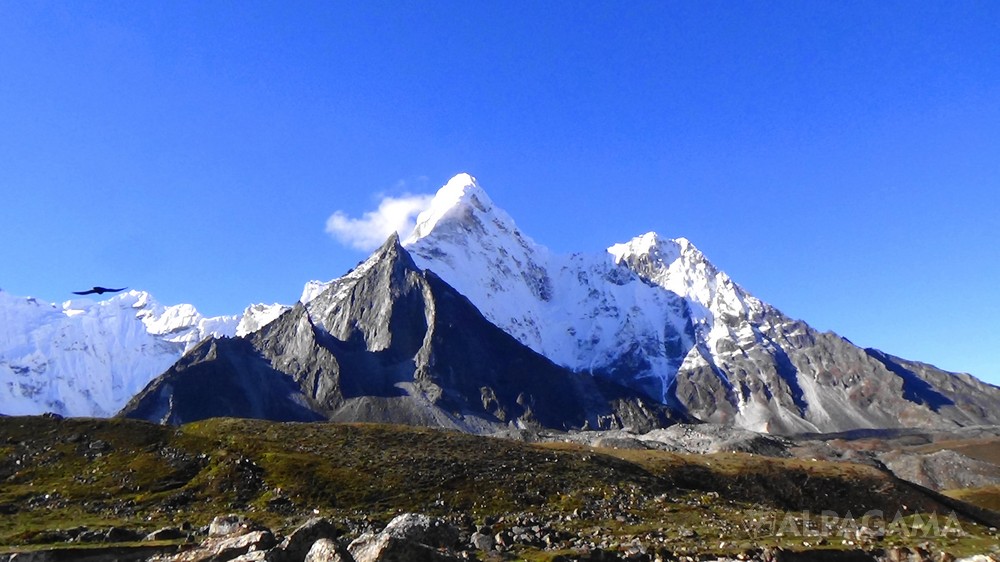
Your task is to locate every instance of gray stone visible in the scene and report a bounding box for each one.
[167,529,277,562]
[381,514,459,549]
[209,515,250,538]
[469,532,494,552]
[305,538,352,562]
[214,530,277,555]
[270,518,340,562]
[348,533,459,562]
[146,527,187,541]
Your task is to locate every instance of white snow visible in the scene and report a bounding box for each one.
[402,175,697,401]
[297,174,782,408]
[300,280,330,305]
[236,303,289,336]
[0,289,284,417]
[405,173,489,242]
[3,172,902,432]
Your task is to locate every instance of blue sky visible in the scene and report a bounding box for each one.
[1,2,998,384]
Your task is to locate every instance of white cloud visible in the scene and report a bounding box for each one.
[325,193,434,251]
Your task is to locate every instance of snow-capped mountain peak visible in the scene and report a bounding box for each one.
[397,176,696,402]
[403,175,557,355]
[609,231,756,321]
[407,173,493,242]
[7,174,999,434]
[405,173,534,255]
[607,231,701,269]
[235,303,289,337]
[397,177,827,425]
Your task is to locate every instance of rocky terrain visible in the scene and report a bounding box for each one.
[1,416,999,562]
[5,511,998,562]
[542,424,1000,494]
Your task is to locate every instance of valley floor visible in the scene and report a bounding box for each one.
[0,416,998,561]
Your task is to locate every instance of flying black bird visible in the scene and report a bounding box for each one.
[72,286,127,296]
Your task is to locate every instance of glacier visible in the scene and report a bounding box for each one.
[0,289,285,417]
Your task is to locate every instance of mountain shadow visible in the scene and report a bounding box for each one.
[865,348,955,413]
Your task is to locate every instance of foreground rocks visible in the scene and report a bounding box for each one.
[142,514,460,562]
[3,512,998,562]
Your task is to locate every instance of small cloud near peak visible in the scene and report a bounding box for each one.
[325,193,434,251]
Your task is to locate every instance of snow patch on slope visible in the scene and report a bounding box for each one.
[236,303,289,336]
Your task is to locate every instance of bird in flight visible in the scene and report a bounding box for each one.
[72,286,127,296]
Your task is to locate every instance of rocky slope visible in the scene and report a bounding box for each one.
[121,236,686,431]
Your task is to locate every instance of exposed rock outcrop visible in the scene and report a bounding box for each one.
[121,236,688,433]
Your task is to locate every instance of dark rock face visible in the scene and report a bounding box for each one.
[119,337,324,426]
[662,305,1000,434]
[121,235,687,432]
[613,241,1000,435]
[269,518,342,562]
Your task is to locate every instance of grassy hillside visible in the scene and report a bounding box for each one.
[945,486,1000,513]
[1,416,998,557]
[913,437,1000,466]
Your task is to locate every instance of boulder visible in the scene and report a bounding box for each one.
[207,515,268,539]
[305,538,353,562]
[209,515,251,538]
[104,526,145,543]
[469,531,494,552]
[146,527,188,541]
[270,518,341,562]
[348,533,458,562]
[380,514,458,549]
[167,529,277,562]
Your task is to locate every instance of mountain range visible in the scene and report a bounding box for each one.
[5,174,1000,433]
[0,290,285,417]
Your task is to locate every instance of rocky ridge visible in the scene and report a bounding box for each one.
[121,235,686,431]
[119,173,1000,435]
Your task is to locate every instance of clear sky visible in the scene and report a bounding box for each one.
[1,2,998,385]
